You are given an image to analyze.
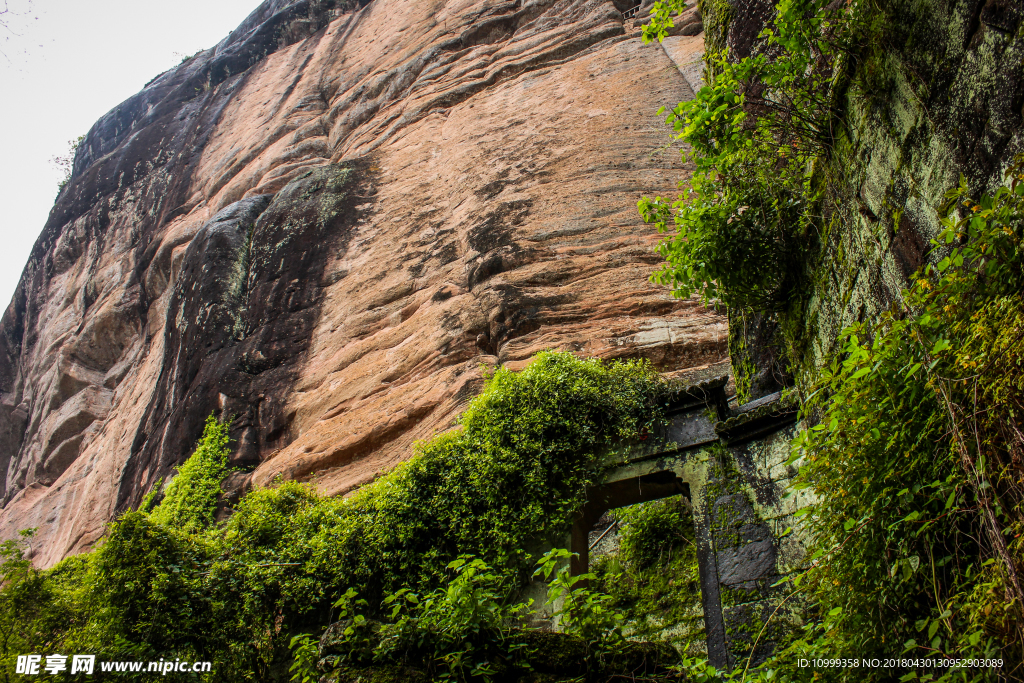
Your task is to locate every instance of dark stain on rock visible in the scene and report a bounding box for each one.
[891,212,929,279]
[117,160,376,513]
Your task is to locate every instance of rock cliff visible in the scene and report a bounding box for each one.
[704,0,1024,393]
[0,0,726,566]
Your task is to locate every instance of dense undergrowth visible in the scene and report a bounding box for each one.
[779,164,1024,679]
[306,546,679,683]
[0,352,671,682]
[687,160,1024,683]
[638,0,1024,677]
[592,499,705,654]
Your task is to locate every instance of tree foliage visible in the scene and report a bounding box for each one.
[0,352,669,681]
[0,0,38,63]
[639,0,860,310]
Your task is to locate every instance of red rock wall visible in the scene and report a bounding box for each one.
[0,0,727,567]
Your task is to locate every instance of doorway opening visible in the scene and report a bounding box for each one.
[570,470,711,654]
[570,470,689,576]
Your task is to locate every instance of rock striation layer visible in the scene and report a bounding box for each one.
[0,0,726,566]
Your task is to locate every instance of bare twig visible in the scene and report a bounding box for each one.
[742,585,805,681]
[589,522,619,551]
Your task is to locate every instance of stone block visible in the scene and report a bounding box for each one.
[717,538,777,585]
[665,409,719,450]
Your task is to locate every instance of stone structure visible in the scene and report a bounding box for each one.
[552,378,806,667]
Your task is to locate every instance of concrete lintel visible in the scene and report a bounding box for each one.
[666,374,730,421]
[601,406,720,469]
[716,394,799,446]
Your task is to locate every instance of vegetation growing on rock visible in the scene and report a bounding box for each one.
[49,134,84,195]
[640,0,858,311]
[148,415,232,532]
[639,0,1024,676]
[0,352,672,681]
[592,498,706,654]
[784,163,1024,675]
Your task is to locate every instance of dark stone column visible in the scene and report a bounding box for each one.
[695,501,729,668]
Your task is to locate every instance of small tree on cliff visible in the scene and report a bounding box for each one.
[638,0,860,310]
[50,135,84,194]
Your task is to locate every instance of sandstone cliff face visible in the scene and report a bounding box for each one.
[0,0,726,567]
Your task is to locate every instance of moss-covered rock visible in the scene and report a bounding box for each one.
[512,629,589,677]
[592,498,707,655]
[328,664,430,683]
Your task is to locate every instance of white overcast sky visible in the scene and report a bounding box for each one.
[0,0,261,312]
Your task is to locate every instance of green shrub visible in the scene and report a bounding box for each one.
[352,556,531,682]
[149,415,232,533]
[536,548,624,651]
[639,0,863,310]
[319,551,671,683]
[614,498,692,570]
[592,499,704,654]
[761,158,1024,681]
[92,513,214,656]
[3,352,669,682]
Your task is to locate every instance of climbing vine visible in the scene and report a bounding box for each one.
[639,0,862,310]
[779,159,1024,679]
[149,414,232,533]
[0,352,670,681]
[639,0,1023,676]
[592,498,705,653]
